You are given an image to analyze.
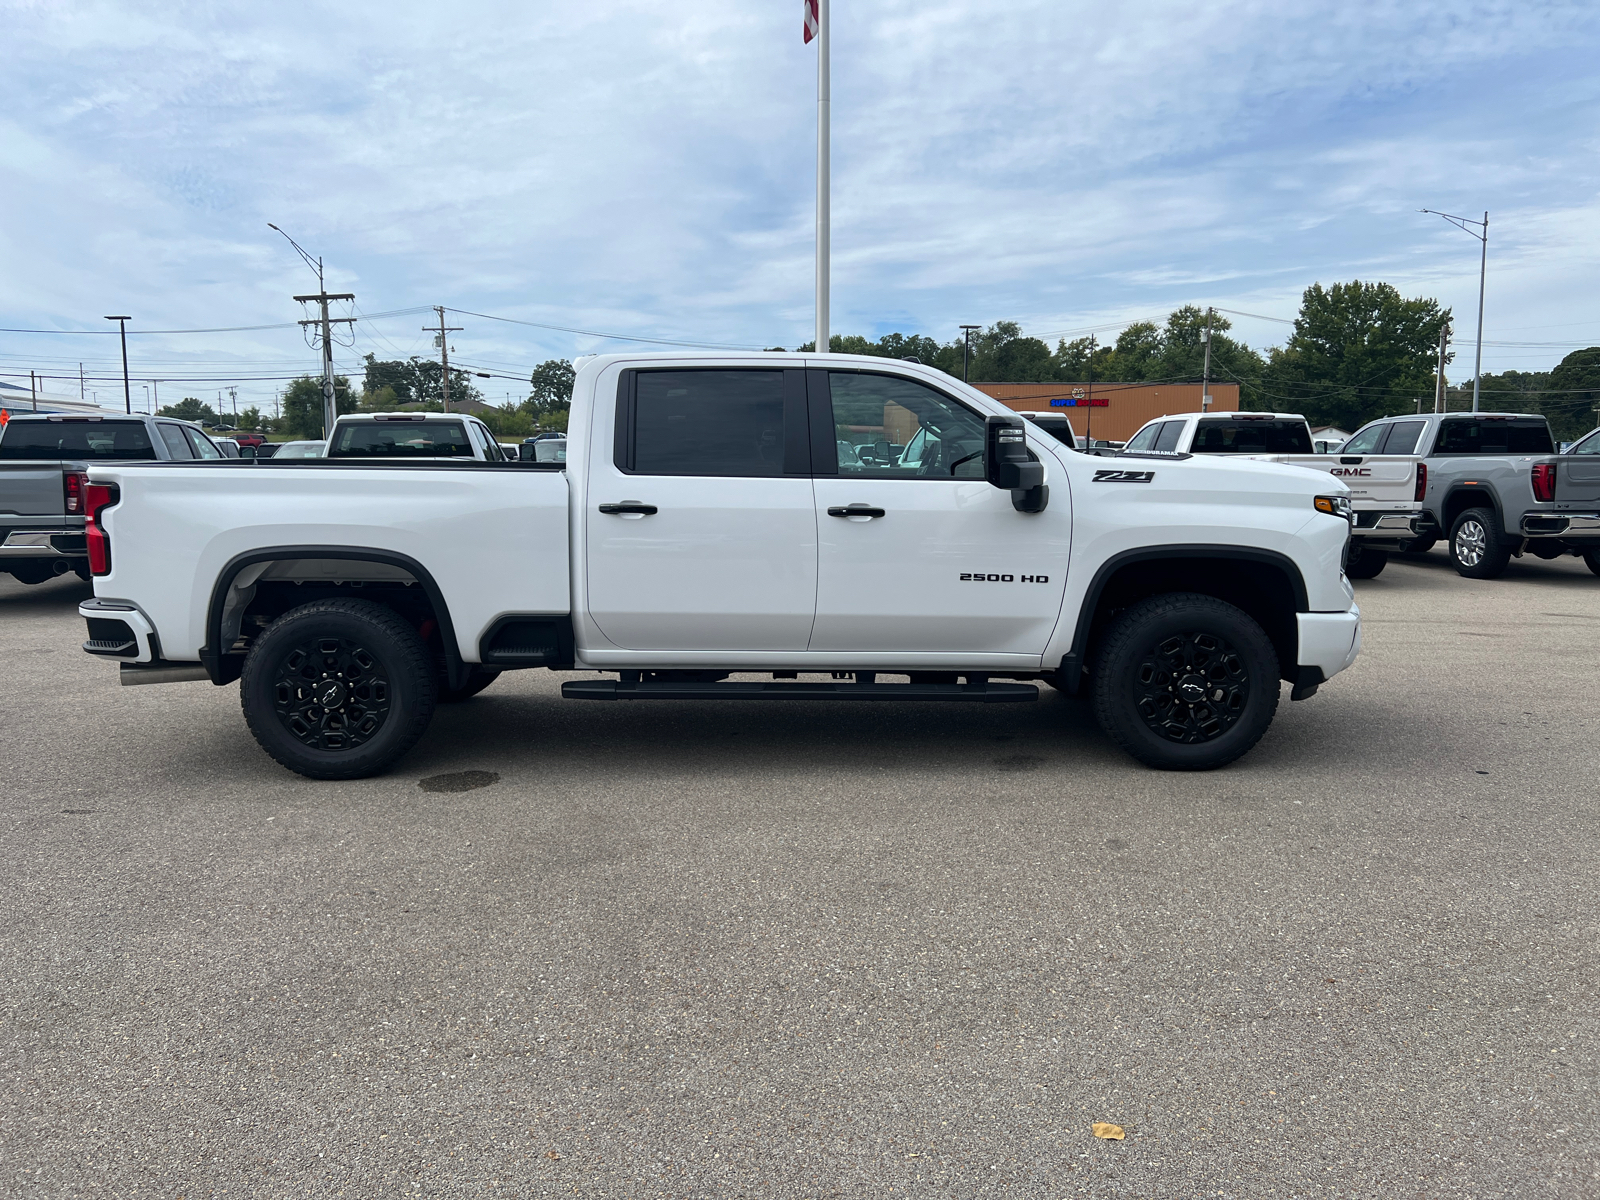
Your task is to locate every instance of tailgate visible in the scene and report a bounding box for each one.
[0,462,66,518]
[1556,455,1600,507]
[1269,454,1419,505]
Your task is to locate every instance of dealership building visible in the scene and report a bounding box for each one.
[972,381,1241,443]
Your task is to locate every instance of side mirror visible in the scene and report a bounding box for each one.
[985,415,1048,513]
[238,445,257,460]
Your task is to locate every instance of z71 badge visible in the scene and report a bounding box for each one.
[1092,469,1155,483]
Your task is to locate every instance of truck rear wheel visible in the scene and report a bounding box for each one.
[1344,543,1388,579]
[241,599,437,780]
[1092,593,1279,771]
[1448,507,1512,579]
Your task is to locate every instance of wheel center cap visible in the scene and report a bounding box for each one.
[1178,676,1206,702]
[317,680,347,708]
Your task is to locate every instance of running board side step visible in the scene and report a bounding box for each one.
[561,680,1038,703]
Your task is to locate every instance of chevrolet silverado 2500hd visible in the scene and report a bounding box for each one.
[77,353,1361,778]
[1121,411,1423,579]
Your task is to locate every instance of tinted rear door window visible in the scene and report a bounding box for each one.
[1379,421,1425,455]
[624,370,788,477]
[157,425,195,459]
[0,420,156,460]
[1152,421,1184,452]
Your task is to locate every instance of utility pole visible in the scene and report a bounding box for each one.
[270,224,355,438]
[152,380,160,413]
[1200,306,1214,412]
[1085,335,1097,445]
[1434,325,1450,414]
[228,387,238,425]
[30,370,37,411]
[79,363,84,400]
[810,0,830,358]
[960,325,981,383]
[104,316,132,413]
[428,307,464,412]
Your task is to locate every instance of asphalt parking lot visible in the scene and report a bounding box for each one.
[3,550,1597,1199]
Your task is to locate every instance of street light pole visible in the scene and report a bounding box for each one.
[1420,209,1488,412]
[959,325,981,383]
[104,316,132,413]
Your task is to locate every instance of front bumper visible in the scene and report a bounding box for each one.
[1296,607,1361,690]
[1521,513,1600,538]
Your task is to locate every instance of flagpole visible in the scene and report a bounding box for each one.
[815,0,829,356]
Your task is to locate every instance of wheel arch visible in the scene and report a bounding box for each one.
[1059,546,1308,694]
[1440,486,1503,536]
[201,545,464,688]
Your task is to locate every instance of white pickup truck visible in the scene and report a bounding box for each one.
[1122,411,1424,579]
[76,353,1360,778]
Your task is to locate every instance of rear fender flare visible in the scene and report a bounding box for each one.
[201,545,464,688]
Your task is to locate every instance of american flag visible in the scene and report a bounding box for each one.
[803,0,818,43]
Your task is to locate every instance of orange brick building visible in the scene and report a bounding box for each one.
[972,381,1240,443]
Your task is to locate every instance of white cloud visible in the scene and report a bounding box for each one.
[2,0,1598,411]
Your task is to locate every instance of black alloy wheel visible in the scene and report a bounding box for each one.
[241,599,436,779]
[272,635,392,750]
[1092,592,1279,770]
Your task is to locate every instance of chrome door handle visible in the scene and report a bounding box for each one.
[827,505,886,519]
[598,502,658,516]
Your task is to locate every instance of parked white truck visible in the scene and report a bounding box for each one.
[1121,411,1424,579]
[76,354,1361,778]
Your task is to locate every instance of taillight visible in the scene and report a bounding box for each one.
[1531,462,1557,503]
[63,470,86,514]
[1414,462,1427,502]
[85,483,118,577]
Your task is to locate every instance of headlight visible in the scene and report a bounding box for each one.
[1314,495,1352,521]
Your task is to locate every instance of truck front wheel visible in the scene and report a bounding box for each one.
[1448,507,1512,579]
[1092,593,1280,771]
[1344,543,1388,579]
[241,599,437,780]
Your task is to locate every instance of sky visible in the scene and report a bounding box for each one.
[4,0,1600,415]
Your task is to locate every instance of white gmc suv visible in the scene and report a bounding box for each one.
[75,353,1360,778]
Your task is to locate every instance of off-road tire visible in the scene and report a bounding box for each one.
[1448,507,1512,579]
[438,665,502,703]
[1344,543,1388,580]
[1584,549,1600,578]
[241,599,437,780]
[1092,592,1280,771]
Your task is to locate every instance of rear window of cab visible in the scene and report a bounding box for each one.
[0,419,157,460]
[326,420,474,457]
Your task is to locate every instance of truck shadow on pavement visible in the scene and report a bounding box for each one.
[1383,546,1598,586]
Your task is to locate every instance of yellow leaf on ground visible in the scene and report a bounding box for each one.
[1092,1122,1125,1140]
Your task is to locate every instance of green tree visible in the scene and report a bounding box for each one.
[478,402,535,440]
[237,406,263,431]
[524,359,576,419]
[360,354,484,411]
[281,375,356,439]
[1258,282,1450,429]
[158,397,220,425]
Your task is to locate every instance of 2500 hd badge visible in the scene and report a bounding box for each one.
[959,573,1050,583]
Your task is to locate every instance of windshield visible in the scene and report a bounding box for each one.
[327,420,474,458]
[0,419,156,460]
[1192,419,1313,454]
